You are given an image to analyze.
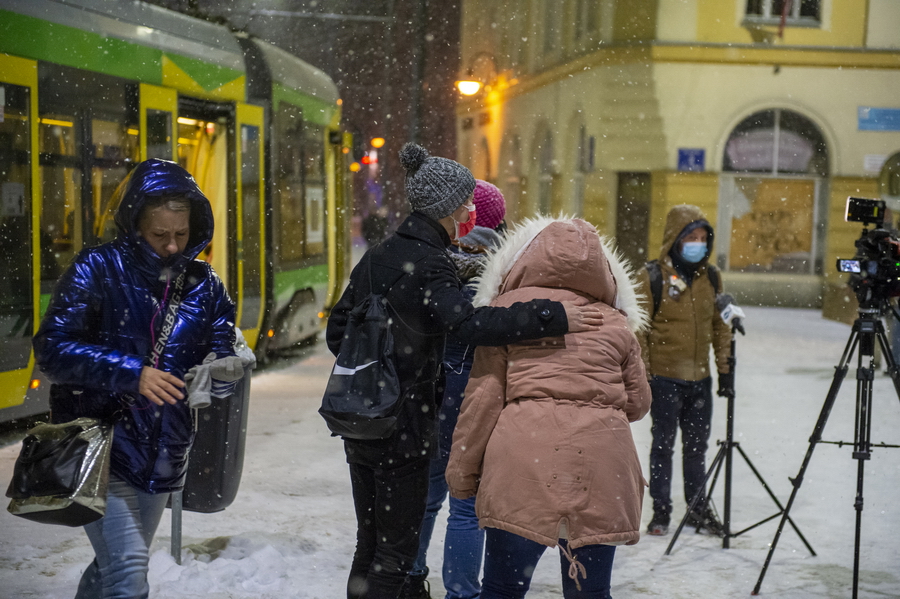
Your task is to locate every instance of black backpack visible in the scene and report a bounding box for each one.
[319,261,404,441]
[646,259,720,317]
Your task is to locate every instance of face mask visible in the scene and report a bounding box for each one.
[454,205,477,239]
[681,241,707,263]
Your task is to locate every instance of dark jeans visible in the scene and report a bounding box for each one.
[347,457,431,599]
[481,528,616,599]
[648,375,714,518]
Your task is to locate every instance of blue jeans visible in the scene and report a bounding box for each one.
[481,529,616,599]
[75,475,170,599]
[411,451,484,599]
[411,340,484,599]
[648,376,714,517]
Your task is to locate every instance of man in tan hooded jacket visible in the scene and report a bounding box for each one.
[636,204,732,537]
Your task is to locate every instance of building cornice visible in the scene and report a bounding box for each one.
[456,42,900,115]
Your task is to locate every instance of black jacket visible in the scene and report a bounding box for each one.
[326,212,568,465]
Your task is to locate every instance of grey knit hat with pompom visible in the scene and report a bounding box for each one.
[400,142,476,221]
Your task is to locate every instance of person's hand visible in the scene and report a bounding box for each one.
[717,371,735,399]
[561,301,604,333]
[139,366,185,406]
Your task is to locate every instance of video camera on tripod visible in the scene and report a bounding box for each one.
[836,197,900,310]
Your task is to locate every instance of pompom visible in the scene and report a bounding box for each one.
[399,142,429,173]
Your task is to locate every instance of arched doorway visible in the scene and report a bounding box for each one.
[718,108,829,275]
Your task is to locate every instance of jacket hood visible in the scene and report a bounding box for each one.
[113,159,214,263]
[659,204,714,264]
[473,216,649,333]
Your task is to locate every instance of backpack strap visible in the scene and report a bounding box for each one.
[707,263,721,293]
[646,260,663,318]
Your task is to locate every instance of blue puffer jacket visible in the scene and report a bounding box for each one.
[33,159,236,494]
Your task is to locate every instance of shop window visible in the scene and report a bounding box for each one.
[720,109,828,275]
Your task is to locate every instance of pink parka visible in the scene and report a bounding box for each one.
[445,217,651,549]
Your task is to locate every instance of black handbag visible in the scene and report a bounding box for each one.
[6,417,114,527]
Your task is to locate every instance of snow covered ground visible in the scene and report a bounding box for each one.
[1,305,899,599]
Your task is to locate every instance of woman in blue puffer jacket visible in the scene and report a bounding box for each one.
[33,159,236,599]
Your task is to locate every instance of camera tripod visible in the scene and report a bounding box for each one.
[753,306,900,598]
[665,322,814,556]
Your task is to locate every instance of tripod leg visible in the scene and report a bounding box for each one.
[664,442,725,556]
[732,443,816,555]
[753,327,857,595]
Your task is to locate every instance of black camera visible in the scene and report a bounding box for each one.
[836,197,900,309]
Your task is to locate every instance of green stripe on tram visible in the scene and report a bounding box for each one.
[274,84,336,127]
[0,10,162,84]
[274,265,329,301]
[0,10,242,91]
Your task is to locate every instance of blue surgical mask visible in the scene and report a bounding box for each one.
[681,241,707,263]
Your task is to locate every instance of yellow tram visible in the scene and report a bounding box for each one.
[0,0,353,421]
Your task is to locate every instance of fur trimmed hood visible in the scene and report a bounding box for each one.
[472,216,649,333]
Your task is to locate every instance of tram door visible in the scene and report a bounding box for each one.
[0,56,38,409]
[234,104,265,349]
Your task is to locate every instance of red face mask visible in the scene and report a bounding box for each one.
[455,205,477,239]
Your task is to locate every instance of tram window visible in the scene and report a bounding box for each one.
[147,110,172,160]
[94,118,139,243]
[303,123,326,256]
[38,63,133,266]
[273,102,305,266]
[39,113,82,278]
[240,124,262,330]
[0,83,34,370]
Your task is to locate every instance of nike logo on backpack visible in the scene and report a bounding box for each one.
[332,361,378,375]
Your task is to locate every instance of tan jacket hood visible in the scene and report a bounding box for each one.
[659,204,714,264]
[472,216,649,333]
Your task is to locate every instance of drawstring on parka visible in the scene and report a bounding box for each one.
[560,542,587,591]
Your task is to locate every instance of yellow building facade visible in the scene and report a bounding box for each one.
[456,0,900,310]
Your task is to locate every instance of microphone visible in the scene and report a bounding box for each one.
[716,293,746,335]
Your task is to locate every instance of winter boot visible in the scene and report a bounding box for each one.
[646,513,670,536]
[398,569,433,599]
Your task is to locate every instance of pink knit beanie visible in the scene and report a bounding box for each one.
[472,180,506,230]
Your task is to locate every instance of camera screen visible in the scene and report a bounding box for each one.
[838,259,862,273]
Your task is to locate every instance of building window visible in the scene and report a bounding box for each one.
[542,1,561,55]
[745,0,820,26]
[574,0,600,42]
[724,109,827,176]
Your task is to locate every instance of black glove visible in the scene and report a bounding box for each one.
[717,371,735,398]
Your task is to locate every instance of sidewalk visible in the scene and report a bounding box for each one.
[1,306,898,598]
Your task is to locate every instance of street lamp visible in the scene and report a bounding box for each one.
[455,51,498,96]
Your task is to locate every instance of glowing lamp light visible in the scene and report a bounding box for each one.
[30,379,40,390]
[456,79,482,96]
[267,329,275,338]
[371,137,385,149]
[349,162,361,172]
